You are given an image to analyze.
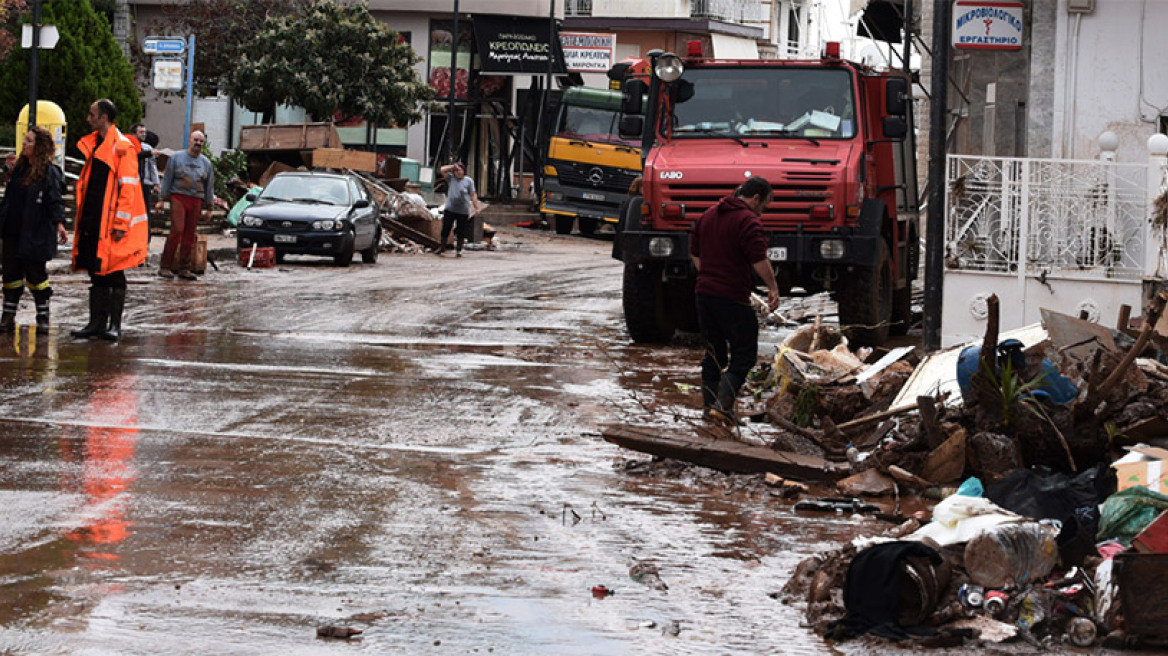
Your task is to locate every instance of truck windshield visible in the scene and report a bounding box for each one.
[556,104,638,146]
[672,67,856,140]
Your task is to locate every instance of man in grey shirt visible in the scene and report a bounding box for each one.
[437,162,480,257]
[156,130,214,280]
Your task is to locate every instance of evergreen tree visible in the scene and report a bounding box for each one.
[0,0,142,155]
[227,0,434,127]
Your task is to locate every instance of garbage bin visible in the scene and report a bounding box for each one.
[16,101,67,170]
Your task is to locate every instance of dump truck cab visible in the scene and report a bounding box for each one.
[541,86,643,236]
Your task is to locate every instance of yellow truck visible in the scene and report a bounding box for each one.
[541,86,642,236]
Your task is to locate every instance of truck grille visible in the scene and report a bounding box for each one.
[657,171,839,229]
[555,161,640,193]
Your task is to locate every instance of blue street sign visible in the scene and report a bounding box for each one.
[144,36,186,54]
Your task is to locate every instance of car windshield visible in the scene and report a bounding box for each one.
[556,104,638,146]
[261,176,351,206]
[672,67,856,140]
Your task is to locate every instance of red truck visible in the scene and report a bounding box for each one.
[612,42,919,347]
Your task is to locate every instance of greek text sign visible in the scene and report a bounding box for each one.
[473,15,565,75]
[952,1,1024,51]
[560,32,616,73]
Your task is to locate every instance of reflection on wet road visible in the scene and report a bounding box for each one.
[0,230,867,654]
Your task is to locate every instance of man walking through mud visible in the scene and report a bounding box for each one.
[690,175,780,426]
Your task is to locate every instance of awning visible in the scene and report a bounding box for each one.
[710,33,759,59]
[472,14,567,75]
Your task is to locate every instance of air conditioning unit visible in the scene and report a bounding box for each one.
[1067,0,1095,13]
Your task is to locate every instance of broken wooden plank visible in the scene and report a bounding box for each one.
[382,217,441,250]
[601,424,847,482]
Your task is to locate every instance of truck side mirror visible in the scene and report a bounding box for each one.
[619,115,644,139]
[882,116,908,139]
[623,79,646,115]
[885,77,908,116]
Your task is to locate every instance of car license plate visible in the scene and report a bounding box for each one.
[274,234,297,243]
[767,247,787,261]
[582,192,605,201]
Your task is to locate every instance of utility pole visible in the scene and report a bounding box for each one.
[533,0,555,204]
[444,0,460,164]
[922,0,951,351]
[28,0,42,127]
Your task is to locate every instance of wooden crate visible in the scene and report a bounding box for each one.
[238,123,342,151]
[310,148,376,172]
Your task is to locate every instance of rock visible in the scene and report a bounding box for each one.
[967,431,1023,483]
[836,468,896,496]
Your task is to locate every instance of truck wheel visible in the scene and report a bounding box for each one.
[666,275,700,333]
[555,215,574,235]
[890,285,912,336]
[578,217,598,236]
[623,262,674,343]
[837,241,892,347]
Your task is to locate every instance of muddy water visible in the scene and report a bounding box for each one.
[0,230,887,654]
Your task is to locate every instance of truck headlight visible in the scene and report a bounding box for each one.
[655,54,684,82]
[241,216,262,227]
[819,239,846,259]
[648,237,675,257]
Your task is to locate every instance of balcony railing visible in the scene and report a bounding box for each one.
[691,0,763,22]
[565,0,592,16]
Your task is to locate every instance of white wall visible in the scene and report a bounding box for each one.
[1052,0,1168,163]
[591,0,690,18]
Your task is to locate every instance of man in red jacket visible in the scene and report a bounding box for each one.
[690,176,780,426]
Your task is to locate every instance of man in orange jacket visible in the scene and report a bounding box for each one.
[70,99,149,342]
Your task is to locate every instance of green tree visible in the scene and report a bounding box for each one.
[0,0,28,64]
[149,0,310,96]
[0,0,141,155]
[227,0,434,127]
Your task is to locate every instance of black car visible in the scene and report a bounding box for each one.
[236,171,381,266]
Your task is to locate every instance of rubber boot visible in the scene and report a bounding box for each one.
[101,288,126,341]
[71,287,111,339]
[710,372,745,427]
[31,287,51,331]
[0,287,21,333]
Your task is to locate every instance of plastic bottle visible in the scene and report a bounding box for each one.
[846,444,861,473]
[964,523,1059,588]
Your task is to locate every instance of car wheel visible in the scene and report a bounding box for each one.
[275,250,286,264]
[361,227,380,264]
[334,230,354,267]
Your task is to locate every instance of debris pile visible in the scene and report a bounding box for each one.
[603,290,1168,648]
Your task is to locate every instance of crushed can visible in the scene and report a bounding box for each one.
[984,590,1008,617]
[958,583,985,609]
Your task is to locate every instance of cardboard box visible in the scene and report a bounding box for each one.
[190,234,208,274]
[1113,445,1168,493]
[1134,509,1168,554]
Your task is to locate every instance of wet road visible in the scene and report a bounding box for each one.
[0,228,883,655]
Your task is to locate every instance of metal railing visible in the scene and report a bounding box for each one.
[691,0,762,22]
[946,155,1151,280]
[565,0,592,16]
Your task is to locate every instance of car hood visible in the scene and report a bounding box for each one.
[245,201,349,222]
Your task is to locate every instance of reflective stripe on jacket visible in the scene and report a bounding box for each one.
[72,128,149,275]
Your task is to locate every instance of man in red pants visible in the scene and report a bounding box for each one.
[155,131,214,280]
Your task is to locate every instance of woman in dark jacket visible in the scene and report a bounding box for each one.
[0,126,68,332]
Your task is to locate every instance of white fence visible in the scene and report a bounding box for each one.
[942,137,1168,347]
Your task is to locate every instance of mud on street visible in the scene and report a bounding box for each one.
[0,226,901,655]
